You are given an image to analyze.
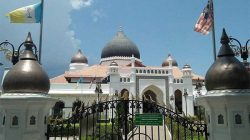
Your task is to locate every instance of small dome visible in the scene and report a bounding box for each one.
[162,54,178,67]
[183,64,191,69]
[101,27,140,59]
[110,61,118,66]
[2,33,50,93]
[205,29,250,91]
[71,49,88,64]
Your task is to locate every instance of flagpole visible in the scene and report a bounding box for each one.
[210,0,217,61]
[38,0,44,64]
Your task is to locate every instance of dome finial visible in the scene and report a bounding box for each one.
[119,26,123,32]
[220,28,230,44]
[217,28,234,57]
[24,32,34,50]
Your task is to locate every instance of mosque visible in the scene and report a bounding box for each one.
[49,28,206,117]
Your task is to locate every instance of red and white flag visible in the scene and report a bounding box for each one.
[194,1,213,35]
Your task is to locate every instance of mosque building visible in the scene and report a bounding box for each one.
[48,28,205,117]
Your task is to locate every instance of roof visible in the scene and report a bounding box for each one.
[50,65,204,83]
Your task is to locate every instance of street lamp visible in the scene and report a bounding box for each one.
[0,33,38,65]
[195,78,203,96]
[229,37,250,66]
[183,89,188,116]
[95,82,103,103]
[170,94,175,110]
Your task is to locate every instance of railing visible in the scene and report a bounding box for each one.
[46,99,208,140]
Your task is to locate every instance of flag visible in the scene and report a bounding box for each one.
[7,3,42,23]
[194,1,213,35]
[75,77,84,89]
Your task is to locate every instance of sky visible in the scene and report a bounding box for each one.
[0,0,250,80]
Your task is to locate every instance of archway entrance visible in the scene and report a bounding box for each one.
[120,89,129,100]
[143,90,157,103]
[174,89,182,114]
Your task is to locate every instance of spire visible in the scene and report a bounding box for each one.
[217,28,234,57]
[24,32,34,51]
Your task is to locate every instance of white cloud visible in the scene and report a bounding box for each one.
[70,0,93,9]
[91,9,105,22]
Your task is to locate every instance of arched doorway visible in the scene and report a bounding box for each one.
[174,89,182,114]
[143,90,157,103]
[120,89,129,100]
[52,101,65,118]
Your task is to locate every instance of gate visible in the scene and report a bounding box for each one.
[46,99,208,140]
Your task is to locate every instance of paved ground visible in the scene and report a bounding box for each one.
[128,125,171,140]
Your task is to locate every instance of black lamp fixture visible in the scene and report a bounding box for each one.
[183,89,188,116]
[95,82,103,103]
[195,78,203,95]
[0,33,38,65]
[229,36,250,65]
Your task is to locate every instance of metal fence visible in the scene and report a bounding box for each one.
[46,99,208,140]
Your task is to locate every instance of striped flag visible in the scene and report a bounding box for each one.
[194,1,213,35]
[7,3,42,23]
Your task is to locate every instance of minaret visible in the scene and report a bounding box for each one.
[182,64,194,116]
[0,33,56,140]
[197,29,250,140]
[108,61,120,94]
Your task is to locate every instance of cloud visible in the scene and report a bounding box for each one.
[70,0,93,9]
[91,9,105,22]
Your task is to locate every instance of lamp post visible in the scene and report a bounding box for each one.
[95,82,103,104]
[229,37,250,66]
[195,78,203,96]
[183,89,188,116]
[0,38,38,65]
[170,94,175,110]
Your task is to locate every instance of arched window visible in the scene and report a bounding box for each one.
[159,70,161,74]
[162,71,165,74]
[155,70,157,74]
[30,116,36,125]
[174,90,182,114]
[143,70,146,73]
[139,70,142,73]
[151,70,154,73]
[218,114,224,124]
[174,79,176,83]
[127,78,130,82]
[124,78,126,82]
[12,116,18,126]
[147,70,150,73]
[235,114,242,124]
[120,78,122,82]
[177,79,179,83]
[136,70,138,73]
[181,79,183,83]
[53,101,65,118]
[166,70,168,74]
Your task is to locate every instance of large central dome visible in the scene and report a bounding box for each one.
[101,28,140,59]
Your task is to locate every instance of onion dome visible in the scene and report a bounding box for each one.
[205,29,250,91]
[162,54,178,67]
[71,49,88,64]
[101,27,140,59]
[2,32,50,94]
[110,61,118,66]
[183,64,191,69]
